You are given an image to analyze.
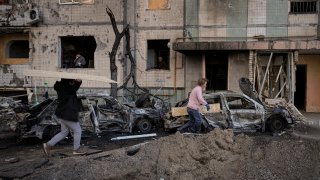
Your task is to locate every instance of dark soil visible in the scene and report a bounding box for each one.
[0,125,319,180]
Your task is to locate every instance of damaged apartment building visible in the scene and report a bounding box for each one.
[0,0,320,112]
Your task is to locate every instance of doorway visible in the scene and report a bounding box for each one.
[205,52,228,91]
[294,65,306,110]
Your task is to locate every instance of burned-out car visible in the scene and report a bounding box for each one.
[165,78,302,133]
[13,93,169,140]
[0,97,29,138]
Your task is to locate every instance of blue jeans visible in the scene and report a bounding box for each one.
[47,117,82,150]
[187,107,202,133]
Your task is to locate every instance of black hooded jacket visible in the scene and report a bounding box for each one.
[54,79,82,122]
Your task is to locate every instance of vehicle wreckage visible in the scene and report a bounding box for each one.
[164,78,305,133]
[0,93,170,140]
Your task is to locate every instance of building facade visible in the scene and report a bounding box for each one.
[1,0,320,112]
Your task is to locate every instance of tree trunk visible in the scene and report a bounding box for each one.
[106,7,148,99]
[106,7,128,98]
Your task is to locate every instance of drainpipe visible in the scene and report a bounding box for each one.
[202,53,206,78]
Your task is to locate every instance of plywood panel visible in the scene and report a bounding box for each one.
[148,0,169,9]
[23,69,117,84]
[171,103,220,117]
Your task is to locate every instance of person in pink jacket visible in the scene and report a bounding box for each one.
[186,78,210,133]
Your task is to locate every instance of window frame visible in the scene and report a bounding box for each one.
[6,40,29,59]
[289,0,318,14]
[226,96,256,110]
[146,0,170,10]
[59,36,96,69]
[146,39,170,71]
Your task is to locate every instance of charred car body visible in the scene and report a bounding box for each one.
[165,78,300,133]
[1,93,169,140]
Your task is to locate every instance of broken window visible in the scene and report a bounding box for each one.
[59,0,94,5]
[147,39,170,70]
[226,96,255,110]
[290,1,317,14]
[0,0,9,4]
[0,0,28,4]
[60,36,96,68]
[6,40,29,58]
[206,96,223,109]
[147,0,169,10]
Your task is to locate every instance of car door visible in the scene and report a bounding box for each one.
[224,94,264,132]
[205,95,229,129]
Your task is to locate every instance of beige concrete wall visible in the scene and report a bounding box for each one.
[185,54,202,96]
[135,0,184,27]
[199,0,227,26]
[198,0,227,40]
[0,34,29,65]
[134,30,184,88]
[134,0,185,88]
[0,34,31,87]
[288,12,318,38]
[30,25,123,88]
[33,0,123,24]
[26,0,124,88]
[297,55,320,112]
[228,52,249,93]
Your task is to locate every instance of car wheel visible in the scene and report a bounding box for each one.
[49,126,60,138]
[268,115,286,132]
[137,118,152,133]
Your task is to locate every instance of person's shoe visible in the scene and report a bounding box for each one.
[42,143,51,157]
[73,146,87,155]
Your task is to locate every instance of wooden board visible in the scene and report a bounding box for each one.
[171,103,220,117]
[23,69,117,84]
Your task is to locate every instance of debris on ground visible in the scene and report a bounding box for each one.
[0,158,48,179]
[111,133,157,141]
[24,128,319,180]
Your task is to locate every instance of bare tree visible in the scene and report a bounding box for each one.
[106,7,147,98]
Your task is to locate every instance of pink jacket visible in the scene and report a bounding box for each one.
[187,85,207,110]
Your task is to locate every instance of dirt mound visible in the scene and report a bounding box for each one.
[28,129,320,180]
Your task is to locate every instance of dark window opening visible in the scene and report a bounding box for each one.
[206,96,223,109]
[0,0,9,5]
[0,0,28,5]
[294,65,307,110]
[147,39,170,70]
[205,52,228,91]
[60,36,96,68]
[226,96,255,110]
[290,1,317,14]
[6,40,29,58]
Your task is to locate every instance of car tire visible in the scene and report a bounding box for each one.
[268,115,287,132]
[49,125,60,138]
[137,118,152,133]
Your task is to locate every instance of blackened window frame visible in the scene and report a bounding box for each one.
[60,36,96,69]
[147,39,170,70]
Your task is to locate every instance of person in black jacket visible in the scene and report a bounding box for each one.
[43,78,86,156]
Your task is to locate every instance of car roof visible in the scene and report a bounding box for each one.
[204,90,243,97]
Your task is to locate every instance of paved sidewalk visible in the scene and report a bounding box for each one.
[291,111,320,140]
[301,112,320,128]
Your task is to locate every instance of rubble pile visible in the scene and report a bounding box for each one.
[28,129,320,180]
[0,97,28,136]
[265,98,307,122]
